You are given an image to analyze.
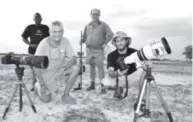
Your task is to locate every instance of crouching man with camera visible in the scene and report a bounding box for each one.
[34,21,80,104]
[101,31,146,98]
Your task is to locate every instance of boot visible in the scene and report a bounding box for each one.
[100,84,107,94]
[86,82,95,91]
[31,87,35,91]
[114,87,123,99]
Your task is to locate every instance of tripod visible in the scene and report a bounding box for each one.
[74,31,85,91]
[133,65,173,122]
[2,64,37,119]
[74,52,85,90]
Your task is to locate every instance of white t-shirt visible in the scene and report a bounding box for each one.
[35,37,74,91]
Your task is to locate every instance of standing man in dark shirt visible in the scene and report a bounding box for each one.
[22,12,49,91]
[101,31,146,93]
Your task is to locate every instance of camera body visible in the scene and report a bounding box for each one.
[117,57,127,71]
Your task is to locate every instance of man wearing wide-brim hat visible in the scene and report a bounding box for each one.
[101,31,146,97]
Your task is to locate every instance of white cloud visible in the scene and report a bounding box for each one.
[0,0,192,60]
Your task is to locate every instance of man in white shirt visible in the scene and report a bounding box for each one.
[34,21,80,104]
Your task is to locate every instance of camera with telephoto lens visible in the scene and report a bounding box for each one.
[1,52,49,69]
[124,37,172,65]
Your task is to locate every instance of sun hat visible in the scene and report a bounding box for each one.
[111,31,132,46]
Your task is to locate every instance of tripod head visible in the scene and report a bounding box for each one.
[14,64,25,81]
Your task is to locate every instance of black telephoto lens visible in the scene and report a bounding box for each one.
[1,53,49,69]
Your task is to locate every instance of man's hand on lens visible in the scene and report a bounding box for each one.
[118,69,128,76]
[30,44,38,48]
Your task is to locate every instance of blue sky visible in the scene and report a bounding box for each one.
[0,0,192,60]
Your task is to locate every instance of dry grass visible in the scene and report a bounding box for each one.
[0,60,192,122]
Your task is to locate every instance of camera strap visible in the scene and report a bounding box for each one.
[114,55,129,99]
[115,73,129,99]
[123,74,128,98]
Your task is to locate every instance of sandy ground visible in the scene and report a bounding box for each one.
[0,60,192,122]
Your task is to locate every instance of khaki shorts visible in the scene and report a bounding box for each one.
[35,65,78,94]
[101,68,145,87]
[85,48,105,65]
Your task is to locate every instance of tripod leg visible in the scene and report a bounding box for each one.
[22,83,37,113]
[74,66,84,91]
[152,80,173,122]
[123,75,128,98]
[133,79,147,122]
[74,61,85,91]
[74,75,82,90]
[144,81,151,118]
[2,84,19,119]
[19,83,23,111]
[79,70,83,89]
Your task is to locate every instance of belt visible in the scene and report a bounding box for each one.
[86,45,103,50]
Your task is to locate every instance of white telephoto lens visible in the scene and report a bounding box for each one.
[124,37,171,65]
[124,52,140,64]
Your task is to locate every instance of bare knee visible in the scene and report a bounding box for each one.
[90,63,95,69]
[95,60,104,67]
[70,65,81,76]
[138,68,146,79]
[134,68,146,86]
[39,93,52,103]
